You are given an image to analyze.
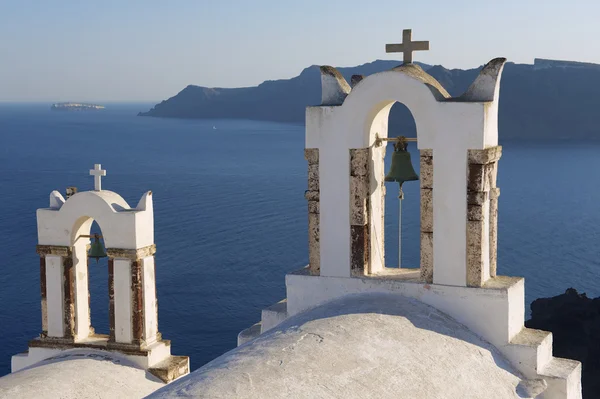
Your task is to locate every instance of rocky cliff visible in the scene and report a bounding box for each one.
[526,288,600,398]
[140,58,600,140]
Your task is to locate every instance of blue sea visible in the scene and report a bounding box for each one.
[1,103,600,376]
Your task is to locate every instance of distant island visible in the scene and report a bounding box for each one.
[139,58,600,140]
[51,103,105,111]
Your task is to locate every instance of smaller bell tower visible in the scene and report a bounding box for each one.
[11,164,189,384]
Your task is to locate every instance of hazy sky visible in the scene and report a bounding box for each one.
[2,0,599,102]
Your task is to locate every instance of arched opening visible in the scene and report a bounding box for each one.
[384,102,420,270]
[365,100,424,278]
[71,216,109,339]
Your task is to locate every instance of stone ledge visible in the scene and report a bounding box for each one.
[36,245,71,257]
[107,333,165,352]
[285,271,525,349]
[261,299,288,333]
[29,335,146,357]
[503,328,553,379]
[30,336,77,347]
[468,146,502,164]
[237,322,262,346]
[149,355,190,383]
[540,357,582,379]
[539,357,582,398]
[106,244,156,260]
[288,266,523,293]
[510,328,552,347]
[29,332,168,356]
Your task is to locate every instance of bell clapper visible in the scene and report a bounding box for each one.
[398,186,404,269]
[94,234,100,264]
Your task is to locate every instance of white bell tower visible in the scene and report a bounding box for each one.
[11,165,189,383]
[238,31,582,399]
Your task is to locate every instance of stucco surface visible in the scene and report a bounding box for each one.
[0,349,164,399]
[150,293,535,399]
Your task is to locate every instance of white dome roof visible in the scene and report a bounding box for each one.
[149,293,543,399]
[0,350,164,399]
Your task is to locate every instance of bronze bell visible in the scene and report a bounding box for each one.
[384,138,419,187]
[88,234,107,263]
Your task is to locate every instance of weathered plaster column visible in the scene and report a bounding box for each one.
[107,245,158,348]
[490,186,500,277]
[131,259,144,343]
[466,146,502,287]
[107,253,133,345]
[107,258,117,342]
[350,148,370,275]
[368,137,386,275]
[38,256,48,338]
[141,255,159,343]
[36,245,74,340]
[420,149,434,283]
[71,239,92,341]
[305,148,320,275]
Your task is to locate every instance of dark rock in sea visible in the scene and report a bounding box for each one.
[526,288,600,398]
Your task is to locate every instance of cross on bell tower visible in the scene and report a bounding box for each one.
[386,29,430,64]
[89,164,106,191]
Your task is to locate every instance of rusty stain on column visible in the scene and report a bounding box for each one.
[40,257,48,338]
[420,149,434,283]
[466,147,502,287]
[131,260,144,344]
[305,148,320,275]
[62,254,75,340]
[350,148,370,276]
[108,258,116,342]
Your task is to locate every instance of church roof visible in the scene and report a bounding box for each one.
[0,349,164,399]
[148,293,542,399]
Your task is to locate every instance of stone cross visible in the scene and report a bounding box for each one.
[386,29,429,64]
[89,164,106,191]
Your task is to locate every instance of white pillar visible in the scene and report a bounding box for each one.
[107,245,158,347]
[72,240,91,340]
[432,145,468,287]
[319,145,352,278]
[45,255,65,338]
[113,259,133,343]
[142,256,158,344]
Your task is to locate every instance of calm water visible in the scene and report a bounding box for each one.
[1,104,600,375]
